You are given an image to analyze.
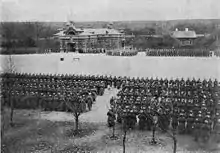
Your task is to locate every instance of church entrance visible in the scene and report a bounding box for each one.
[67,42,76,52]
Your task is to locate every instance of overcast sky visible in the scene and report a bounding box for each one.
[1,0,220,22]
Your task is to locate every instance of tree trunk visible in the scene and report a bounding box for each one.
[173,137,177,153]
[152,124,156,142]
[36,36,39,53]
[10,97,14,126]
[1,107,5,139]
[75,115,79,133]
[37,97,42,125]
[112,124,115,137]
[1,128,3,139]
[123,130,127,153]
[173,130,177,153]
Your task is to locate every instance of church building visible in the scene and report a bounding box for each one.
[54,21,126,52]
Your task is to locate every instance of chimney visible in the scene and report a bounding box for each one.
[175,28,178,31]
[185,28,188,31]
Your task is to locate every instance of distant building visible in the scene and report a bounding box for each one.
[171,28,198,46]
[54,21,127,52]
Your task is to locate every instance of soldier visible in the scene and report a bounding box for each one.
[203,79,208,88]
[116,111,122,124]
[110,96,115,107]
[186,110,194,134]
[156,105,167,132]
[107,109,116,127]
[214,112,220,130]
[208,78,213,89]
[214,78,218,88]
[138,111,147,130]
[86,93,93,111]
[112,76,117,88]
[214,117,220,134]
[200,120,211,142]
[131,112,137,129]
[178,110,186,134]
[193,113,203,142]
[125,111,137,130]
[171,108,179,130]
[145,108,153,131]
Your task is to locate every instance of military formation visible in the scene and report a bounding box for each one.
[106,50,138,56]
[59,47,219,57]
[78,48,218,57]
[0,72,108,112]
[78,48,105,54]
[1,72,220,141]
[107,77,220,141]
[146,48,213,57]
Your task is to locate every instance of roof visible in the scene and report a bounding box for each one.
[172,31,197,39]
[55,21,123,37]
[139,34,163,38]
[54,31,65,36]
[79,30,94,36]
[55,28,122,37]
[82,28,121,35]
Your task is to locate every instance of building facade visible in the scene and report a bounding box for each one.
[171,28,197,47]
[54,21,126,52]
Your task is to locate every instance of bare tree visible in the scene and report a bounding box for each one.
[34,22,45,52]
[157,103,178,153]
[158,115,177,153]
[65,94,86,134]
[1,55,17,139]
[121,113,129,153]
[7,55,16,126]
[122,128,127,153]
[0,22,16,52]
[1,74,7,138]
[108,97,118,140]
[123,117,128,153]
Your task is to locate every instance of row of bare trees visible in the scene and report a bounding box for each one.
[108,98,178,153]
[1,55,16,138]
[0,22,58,54]
[1,82,87,139]
[1,56,88,138]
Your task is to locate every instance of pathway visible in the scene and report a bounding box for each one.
[39,88,119,123]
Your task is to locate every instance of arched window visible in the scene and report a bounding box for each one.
[68,30,76,35]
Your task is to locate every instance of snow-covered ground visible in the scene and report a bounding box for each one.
[1,53,219,79]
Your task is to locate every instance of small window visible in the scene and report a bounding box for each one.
[182,40,191,46]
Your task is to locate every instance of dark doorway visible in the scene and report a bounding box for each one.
[122,40,125,48]
[67,42,76,52]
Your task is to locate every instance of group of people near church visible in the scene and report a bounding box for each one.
[78,48,106,54]
[107,77,220,142]
[146,48,215,57]
[106,50,138,56]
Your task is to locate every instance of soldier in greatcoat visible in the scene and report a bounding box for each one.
[107,109,116,127]
[138,111,147,130]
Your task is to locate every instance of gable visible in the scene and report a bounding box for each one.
[65,27,77,35]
